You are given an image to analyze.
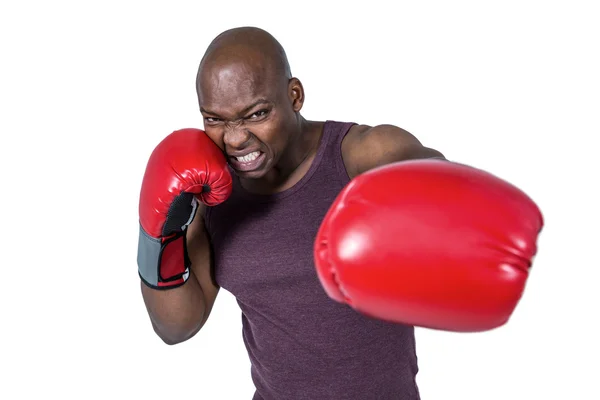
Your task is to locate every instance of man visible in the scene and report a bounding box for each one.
[137,27,543,399]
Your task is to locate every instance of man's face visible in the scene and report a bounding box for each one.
[198,61,296,179]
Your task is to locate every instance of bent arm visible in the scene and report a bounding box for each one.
[140,209,219,345]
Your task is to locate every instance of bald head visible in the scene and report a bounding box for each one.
[196,27,291,101]
[195,27,306,177]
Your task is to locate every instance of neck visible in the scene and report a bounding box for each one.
[276,117,316,176]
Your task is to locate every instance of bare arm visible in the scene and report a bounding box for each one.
[140,206,219,345]
[342,124,445,178]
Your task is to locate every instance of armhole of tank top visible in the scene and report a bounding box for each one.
[334,123,355,185]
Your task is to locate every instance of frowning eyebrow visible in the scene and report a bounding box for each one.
[200,99,272,117]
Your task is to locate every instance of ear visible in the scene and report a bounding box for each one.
[288,78,304,112]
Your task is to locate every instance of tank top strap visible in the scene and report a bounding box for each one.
[320,120,356,186]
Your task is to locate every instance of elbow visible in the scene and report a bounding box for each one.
[159,336,188,346]
[156,331,187,346]
[152,322,201,346]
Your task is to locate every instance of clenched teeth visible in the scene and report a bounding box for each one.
[236,151,260,163]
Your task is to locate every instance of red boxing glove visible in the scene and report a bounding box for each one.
[137,128,232,289]
[314,159,543,332]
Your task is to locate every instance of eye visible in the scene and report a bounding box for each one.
[204,117,221,124]
[248,109,269,119]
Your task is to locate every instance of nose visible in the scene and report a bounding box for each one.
[223,122,251,150]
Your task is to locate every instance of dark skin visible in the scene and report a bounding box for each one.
[196,27,444,194]
[142,26,444,345]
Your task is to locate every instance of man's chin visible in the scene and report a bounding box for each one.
[230,161,270,180]
[232,168,267,179]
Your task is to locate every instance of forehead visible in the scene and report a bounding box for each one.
[198,61,277,115]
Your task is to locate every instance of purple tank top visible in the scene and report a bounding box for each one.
[205,121,420,399]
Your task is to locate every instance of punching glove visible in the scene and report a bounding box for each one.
[137,128,232,289]
[314,159,543,332]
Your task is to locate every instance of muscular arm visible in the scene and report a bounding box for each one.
[342,124,445,178]
[140,207,219,345]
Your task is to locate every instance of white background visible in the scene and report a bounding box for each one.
[1,1,598,399]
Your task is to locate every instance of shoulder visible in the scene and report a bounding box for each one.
[341,123,445,179]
